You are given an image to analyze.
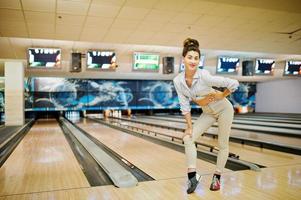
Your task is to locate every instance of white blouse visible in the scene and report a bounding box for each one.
[173,68,239,115]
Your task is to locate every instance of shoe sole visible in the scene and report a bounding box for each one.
[210,187,220,191]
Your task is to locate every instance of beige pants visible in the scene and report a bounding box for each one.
[183,98,234,173]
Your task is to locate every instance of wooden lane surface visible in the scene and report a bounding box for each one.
[76,118,229,180]
[158,114,301,129]
[119,118,301,167]
[235,114,301,120]
[0,119,89,197]
[139,116,301,147]
[153,114,301,123]
[1,164,300,200]
[156,114,301,132]
[234,117,301,124]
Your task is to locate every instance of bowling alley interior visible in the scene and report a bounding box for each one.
[0,0,301,199]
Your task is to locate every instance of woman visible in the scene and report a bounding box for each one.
[173,38,239,193]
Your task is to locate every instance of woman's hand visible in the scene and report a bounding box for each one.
[211,91,225,101]
[183,127,192,138]
[193,93,215,106]
[193,91,227,106]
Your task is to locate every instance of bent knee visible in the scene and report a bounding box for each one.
[183,135,195,145]
[218,144,229,151]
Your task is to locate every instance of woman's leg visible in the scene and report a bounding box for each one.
[184,113,216,193]
[210,100,234,191]
[216,103,234,173]
[183,113,216,171]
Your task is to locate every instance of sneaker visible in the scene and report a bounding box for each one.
[186,173,201,194]
[209,174,221,191]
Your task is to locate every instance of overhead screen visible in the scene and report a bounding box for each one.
[133,52,159,72]
[87,50,116,69]
[28,48,61,68]
[216,57,239,74]
[284,60,301,76]
[255,59,275,75]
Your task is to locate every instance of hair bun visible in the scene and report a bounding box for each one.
[183,38,199,48]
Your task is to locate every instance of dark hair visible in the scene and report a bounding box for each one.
[182,38,200,57]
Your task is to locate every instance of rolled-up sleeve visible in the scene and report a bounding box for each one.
[201,69,239,92]
[173,79,191,115]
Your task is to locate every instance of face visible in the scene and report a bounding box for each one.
[183,51,200,72]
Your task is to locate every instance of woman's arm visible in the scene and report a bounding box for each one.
[192,94,215,106]
[201,69,239,92]
[173,78,191,115]
[173,77,193,138]
[213,88,231,100]
[193,89,232,106]
[183,112,193,138]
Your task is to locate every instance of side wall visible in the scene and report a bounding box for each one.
[255,79,301,113]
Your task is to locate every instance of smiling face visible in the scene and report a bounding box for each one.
[183,50,200,72]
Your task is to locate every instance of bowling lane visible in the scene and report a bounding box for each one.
[218,118,301,129]
[118,117,301,167]
[2,162,300,200]
[146,115,301,136]
[0,119,89,197]
[76,118,230,180]
[167,114,301,124]
[234,117,301,124]
[236,113,301,120]
[160,114,301,128]
[138,116,301,147]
